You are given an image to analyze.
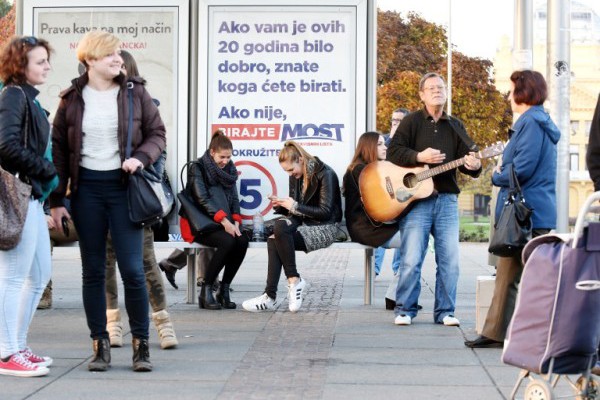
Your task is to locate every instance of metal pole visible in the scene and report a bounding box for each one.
[367,0,377,131]
[188,0,199,161]
[513,0,533,70]
[446,0,452,116]
[547,0,570,232]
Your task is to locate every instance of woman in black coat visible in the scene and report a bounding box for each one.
[242,140,342,313]
[185,131,248,310]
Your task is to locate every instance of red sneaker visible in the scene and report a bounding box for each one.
[0,353,49,377]
[20,347,53,367]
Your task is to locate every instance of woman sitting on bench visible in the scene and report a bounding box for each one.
[242,140,342,313]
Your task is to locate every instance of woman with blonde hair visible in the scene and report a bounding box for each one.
[50,31,166,372]
[242,141,342,313]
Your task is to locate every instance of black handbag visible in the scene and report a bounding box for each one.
[177,161,220,235]
[124,82,167,227]
[488,165,533,257]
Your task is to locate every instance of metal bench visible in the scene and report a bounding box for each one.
[153,241,375,305]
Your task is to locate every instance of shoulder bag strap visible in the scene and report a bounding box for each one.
[125,82,134,159]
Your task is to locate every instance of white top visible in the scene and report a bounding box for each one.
[80,85,121,171]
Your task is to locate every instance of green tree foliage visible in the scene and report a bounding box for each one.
[0,0,11,19]
[0,3,15,48]
[376,9,512,194]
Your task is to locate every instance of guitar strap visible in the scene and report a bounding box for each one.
[448,115,478,152]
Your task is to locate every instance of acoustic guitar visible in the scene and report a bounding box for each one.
[359,142,504,222]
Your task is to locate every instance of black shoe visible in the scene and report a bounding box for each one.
[199,282,221,310]
[88,338,111,371]
[132,338,152,372]
[464,335,503,348]
[385,297,395,310]
[159,261,178,289]
[386,299,424,311]
[216,282,236,309]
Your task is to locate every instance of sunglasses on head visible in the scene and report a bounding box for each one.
[20,36,38,46]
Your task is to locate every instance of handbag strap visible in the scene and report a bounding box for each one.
[125,82,134,159]
[508,164,523,193]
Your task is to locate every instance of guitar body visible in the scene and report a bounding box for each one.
[359,161,434,222]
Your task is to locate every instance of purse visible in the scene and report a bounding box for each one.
[0,86,33,250]
[488,164,533,257]
[124,82,169,227]
[177,161,220,236]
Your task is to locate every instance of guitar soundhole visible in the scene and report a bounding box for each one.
[403,173,418,189]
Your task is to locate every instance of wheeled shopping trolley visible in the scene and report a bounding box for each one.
[502,192,600,400]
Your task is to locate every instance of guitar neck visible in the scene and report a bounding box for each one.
[417,158,466,181]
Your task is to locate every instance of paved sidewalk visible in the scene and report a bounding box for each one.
[1,243,581,399]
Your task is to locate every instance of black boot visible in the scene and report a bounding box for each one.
[159,261,178,290]
[199,282,221,310]
[88,338,111,371]
[216,282,236,309]
[132,338,153,372]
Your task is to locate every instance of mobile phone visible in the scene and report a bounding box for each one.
[61,216,70,237]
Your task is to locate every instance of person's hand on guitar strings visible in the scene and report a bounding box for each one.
[416,147,446,164]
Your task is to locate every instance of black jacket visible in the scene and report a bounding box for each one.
[275,157,342,225]
[188,161,241,223]
[0,84,56,199]
[343,164,398,247]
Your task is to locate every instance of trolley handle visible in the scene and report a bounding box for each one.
[575,280,600,291]
[572,191,600,249]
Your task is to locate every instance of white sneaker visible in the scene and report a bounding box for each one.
[288,278,306,312]
[394,314,412,325]
[242,293,276,312]
[442,315,460,326]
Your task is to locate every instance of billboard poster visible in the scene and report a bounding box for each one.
[21,0,189,191]
[202,3,366,221]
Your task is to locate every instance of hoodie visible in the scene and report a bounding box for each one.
[492,105,561,229]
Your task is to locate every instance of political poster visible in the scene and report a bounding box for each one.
[21,0,189,188]
[201,2,368,221]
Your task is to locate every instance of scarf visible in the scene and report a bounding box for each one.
[200,150,238,189]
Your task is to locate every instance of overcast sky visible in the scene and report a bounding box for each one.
[377,0,600,60]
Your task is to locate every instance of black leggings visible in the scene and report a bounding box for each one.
[264,218,307,299]
[194,229,249,285]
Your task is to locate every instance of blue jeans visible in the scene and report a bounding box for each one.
[394,194,459,323]
[0,200,51,358]
[72,168,149,340]
[374,247,401,275]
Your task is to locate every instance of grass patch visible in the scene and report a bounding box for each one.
[459,215,490,242]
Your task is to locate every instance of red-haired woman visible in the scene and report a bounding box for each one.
[0,36,57,377]
[465,70,560,348]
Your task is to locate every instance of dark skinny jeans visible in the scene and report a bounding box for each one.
[194,228,249,285]
[264,218,306,300]
[71,168,149,340]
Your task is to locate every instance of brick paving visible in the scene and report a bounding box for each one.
[220,249,349,399]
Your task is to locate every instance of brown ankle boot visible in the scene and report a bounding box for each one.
[152,310,178,349]
[88,338,111,371]
[132,338,152,372]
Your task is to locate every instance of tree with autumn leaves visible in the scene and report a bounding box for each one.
[377,10,512,194]
[0,2,14,48]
